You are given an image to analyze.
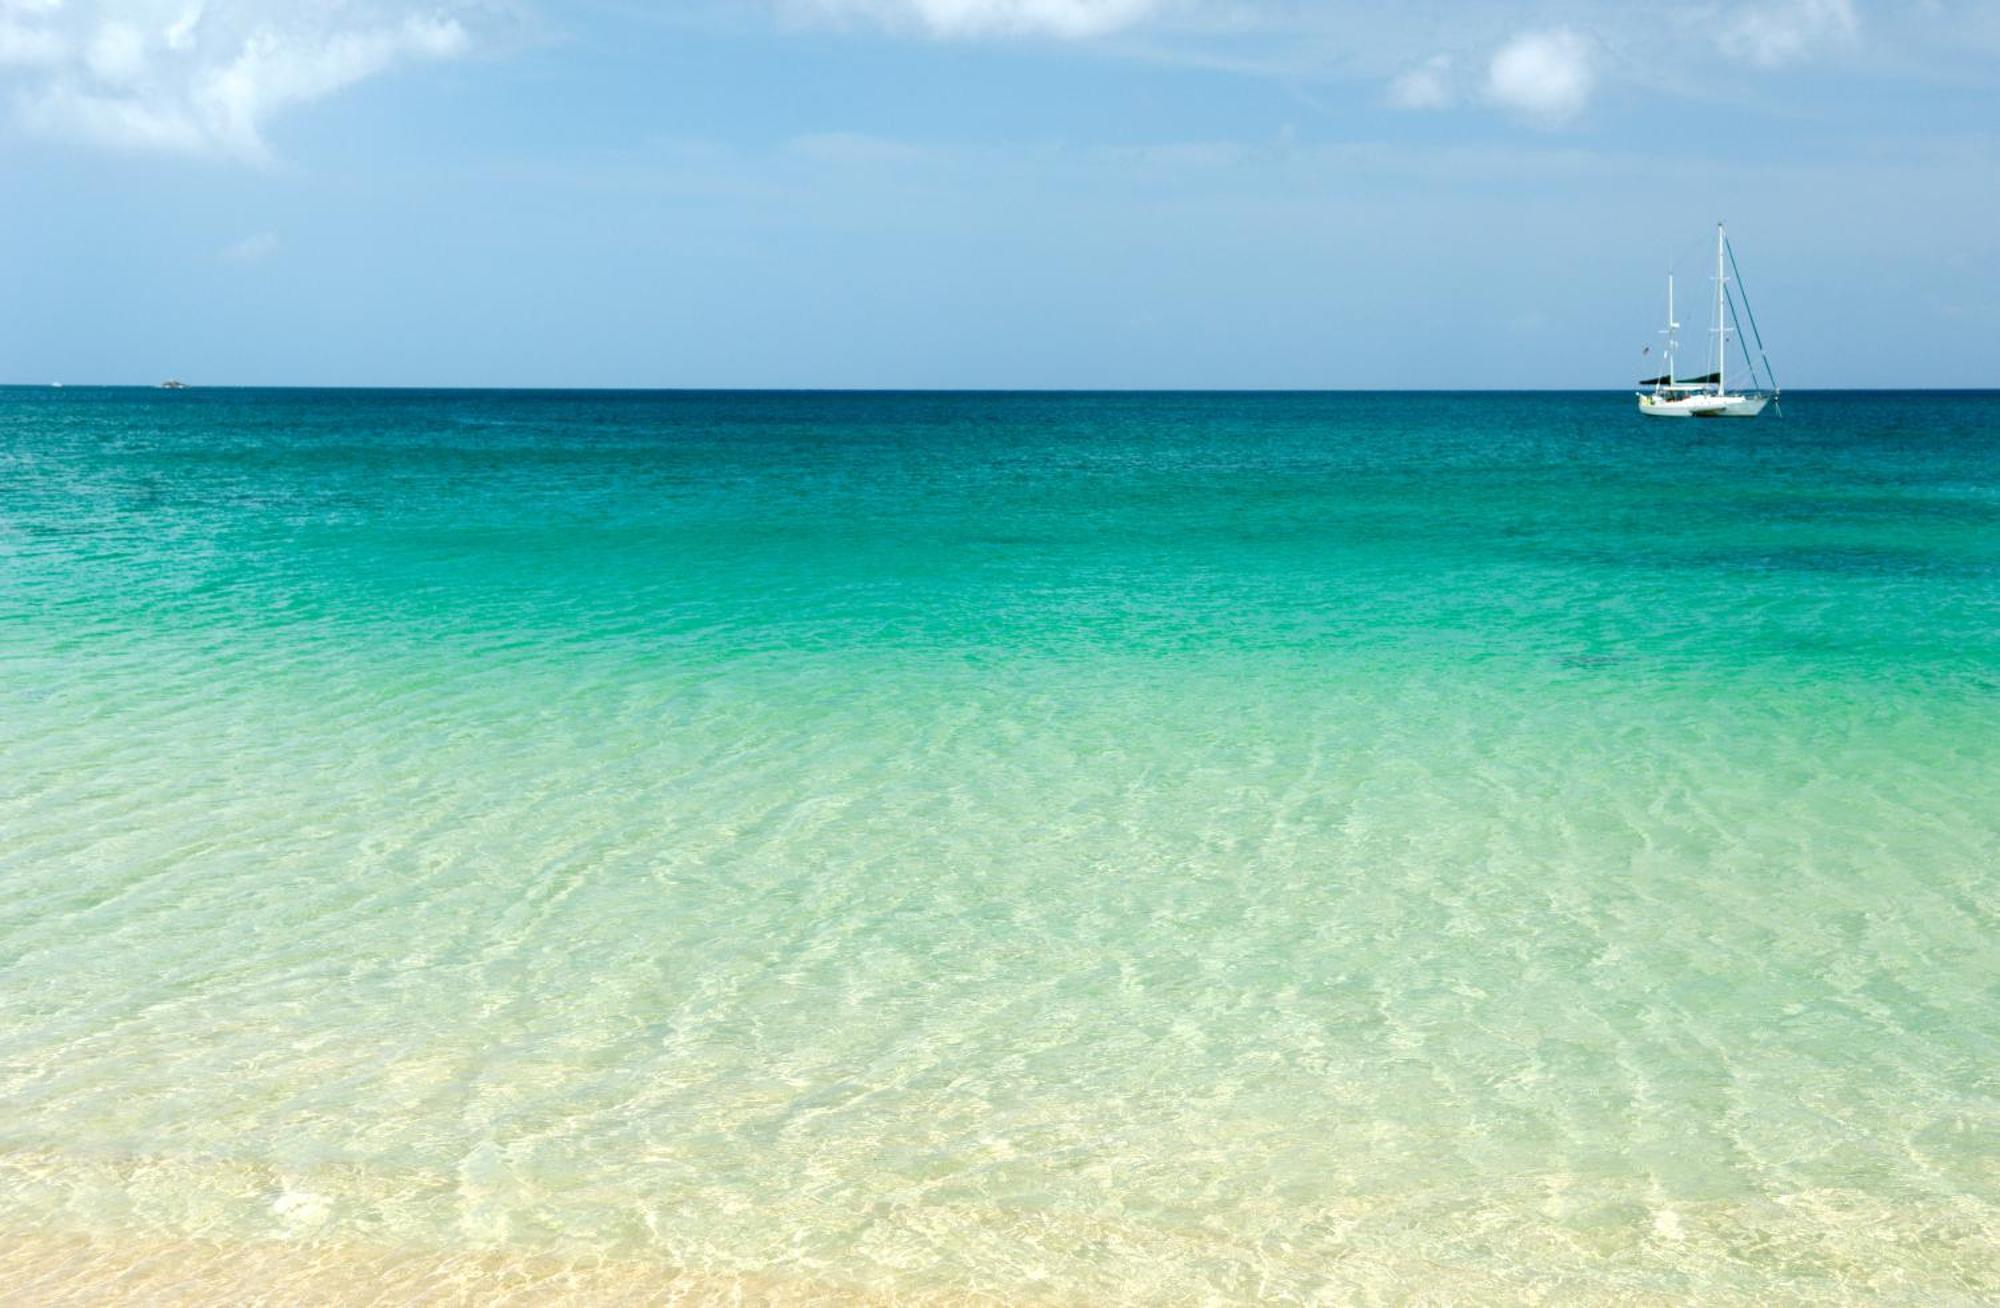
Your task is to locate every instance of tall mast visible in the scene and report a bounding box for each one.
[1666,273,1676,387]
[1714,221,1727,397]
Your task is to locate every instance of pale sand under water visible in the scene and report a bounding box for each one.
[3,1148,1994,1305]
[2,1219,1986,1308]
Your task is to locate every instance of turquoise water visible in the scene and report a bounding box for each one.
[1,388,1996,1303]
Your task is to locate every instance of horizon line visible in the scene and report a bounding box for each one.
[7,384,1996,396]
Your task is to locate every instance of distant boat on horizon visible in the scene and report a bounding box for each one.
[158,379,190,390]
[1636,222,1779,419]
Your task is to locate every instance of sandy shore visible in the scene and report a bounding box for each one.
[10,1223,1952,1307]
[0,1231,1018,1307]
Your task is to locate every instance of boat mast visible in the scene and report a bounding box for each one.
[1714,221,1727,397]
[1665,273,1677,388]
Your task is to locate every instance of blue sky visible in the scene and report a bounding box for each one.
[1,1,1994,388]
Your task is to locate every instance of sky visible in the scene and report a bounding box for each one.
[1,0,1995,388]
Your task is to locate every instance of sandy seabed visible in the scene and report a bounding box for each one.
[8,1223,1991,1308]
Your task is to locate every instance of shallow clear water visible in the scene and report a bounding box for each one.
[1,389,1996,1303]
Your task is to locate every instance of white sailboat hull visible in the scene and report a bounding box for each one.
[1636,393,1770,419]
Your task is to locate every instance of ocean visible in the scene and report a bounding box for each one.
[1,388,1995,1303]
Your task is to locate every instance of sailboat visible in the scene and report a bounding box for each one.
[1637,222,1779,418]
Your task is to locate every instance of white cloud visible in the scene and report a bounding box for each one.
[1718,0,1858,66]
[1485,27,1593,126]
[219,229,279,262]
[0,2,479,159]
[1,0,68,68]
[85,20,148,84]
[784,0,1166,39]
[1386,53,1453,110]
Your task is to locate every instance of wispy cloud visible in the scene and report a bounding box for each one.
[0,2,484,160]
[1485,27,1593,127]
[1385,53,1452,110]
[780,0,1166,40]
[1717,0,1858,66]
[0,0,58,57]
